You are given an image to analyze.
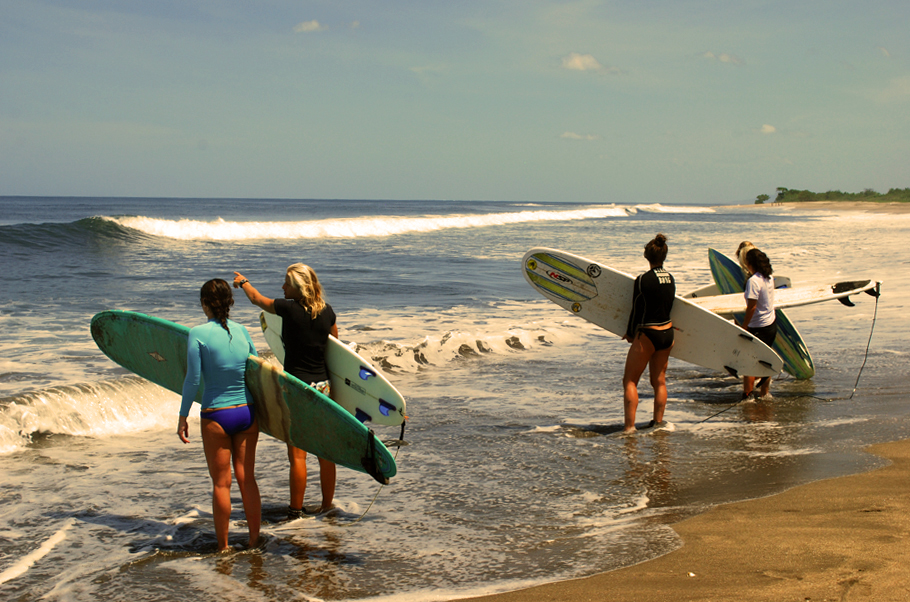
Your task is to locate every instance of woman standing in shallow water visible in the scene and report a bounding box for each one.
[736,243,777,399]
[621,234,676,433]
[178,278,261,551]
[234,263,338,518]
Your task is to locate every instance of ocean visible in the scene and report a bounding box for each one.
[0,197,907,601]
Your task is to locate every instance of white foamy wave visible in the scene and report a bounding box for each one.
[104,206,633,240]
[349,321,582,375]
[0,377,180,454]
[630,203,716,214]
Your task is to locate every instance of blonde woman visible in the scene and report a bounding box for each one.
[234,264,338,518]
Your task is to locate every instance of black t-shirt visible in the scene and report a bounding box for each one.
[274,298,336,384]
[626,267,675,339]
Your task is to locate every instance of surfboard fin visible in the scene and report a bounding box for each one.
[837,296,856,307]
[361,429,390,485]
[724,366,739,378]
[378,399,397,417]
[832,280,870,294]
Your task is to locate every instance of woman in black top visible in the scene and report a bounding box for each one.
[234,263,338,517]
[622,234,675,433]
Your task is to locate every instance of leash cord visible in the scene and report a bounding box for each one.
[848,287,881,400]
[338,443,402,528]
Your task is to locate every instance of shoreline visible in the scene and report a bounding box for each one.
[742,200,910,214]
[461,438,910,602]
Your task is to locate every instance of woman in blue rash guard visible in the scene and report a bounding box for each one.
[233,263,338,519]
[621,233,676,433]
[178,278,261,552]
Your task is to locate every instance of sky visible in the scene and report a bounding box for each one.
[1,0,908,204]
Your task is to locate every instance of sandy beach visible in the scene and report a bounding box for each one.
[757,200,910,214]
[462,440,910,602]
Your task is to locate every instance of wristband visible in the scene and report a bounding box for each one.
[238,279,249,288]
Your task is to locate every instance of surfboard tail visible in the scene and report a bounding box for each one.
[362,429,390,485]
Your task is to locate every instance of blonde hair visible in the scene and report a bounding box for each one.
[286,263,327,319]
[735,241,756,273]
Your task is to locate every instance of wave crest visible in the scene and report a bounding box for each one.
[106,206,640,240]
[0,377,176,454]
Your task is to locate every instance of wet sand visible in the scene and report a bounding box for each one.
[463,438,910,602]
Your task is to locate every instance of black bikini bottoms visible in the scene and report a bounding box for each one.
[748,321,778,348]
[640,327,674,351]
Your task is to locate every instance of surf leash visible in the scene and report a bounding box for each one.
[697,399,746,424]
[801,282,881,403]
[847,282,881,400]
[339,420,408,527]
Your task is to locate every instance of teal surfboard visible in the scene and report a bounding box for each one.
[90,310,396,483]
[708,249,815,379]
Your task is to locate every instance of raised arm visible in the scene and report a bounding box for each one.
[233,271,276,313]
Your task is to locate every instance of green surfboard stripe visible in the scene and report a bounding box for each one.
[532,253,594,285]
[526,270,590,302]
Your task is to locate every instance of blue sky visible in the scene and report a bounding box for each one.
[1,1,907,204]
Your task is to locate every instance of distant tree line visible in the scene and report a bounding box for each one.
[754,187,910,204]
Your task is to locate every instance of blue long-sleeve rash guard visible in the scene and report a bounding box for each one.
[180,319,257,417]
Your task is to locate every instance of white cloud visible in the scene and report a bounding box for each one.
[877,75,910,103]
[561,52,602,71]
[561,132,599,140]
[560,53,623,75]
[701,51,743,65]
[294,20,327,33]
[760,124,777,134]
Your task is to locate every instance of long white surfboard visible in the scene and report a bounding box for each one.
[259,312,406,426]
[523,248,783,378]
[688,279,881,317]
[684,276,793,299]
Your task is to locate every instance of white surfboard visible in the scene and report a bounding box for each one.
[688,279,881,317]
[259,312,407,426]
[523,248,783,378]
[684,276,792,299]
